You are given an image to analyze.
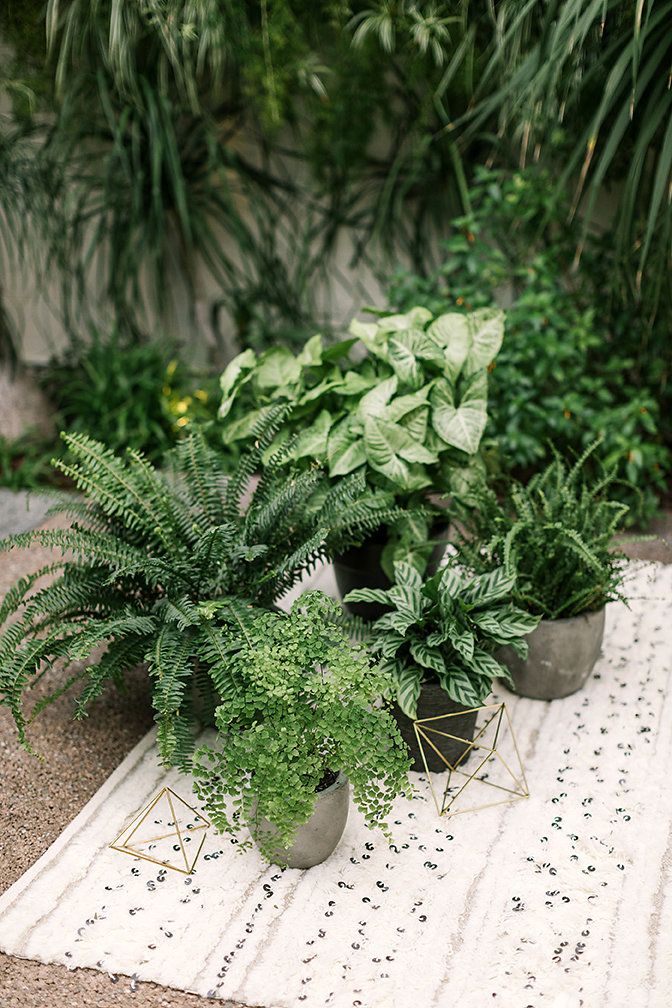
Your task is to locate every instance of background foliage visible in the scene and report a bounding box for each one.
[389,168,670,523]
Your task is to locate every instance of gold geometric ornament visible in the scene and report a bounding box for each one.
[414,702,529,819]
[110,786,210,875]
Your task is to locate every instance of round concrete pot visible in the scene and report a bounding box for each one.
[498,607,606,700]
[394,683,477,773]
[251,773,350,869]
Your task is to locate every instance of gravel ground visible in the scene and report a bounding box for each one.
[0,496,669,1008]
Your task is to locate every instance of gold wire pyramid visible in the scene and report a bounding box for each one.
[414,702,529,819]
[110,786,210,875]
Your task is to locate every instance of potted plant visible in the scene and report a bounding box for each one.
[218,306,504,593]
[0,412,401,764]
[453,445,629,700]
[344,561,538,771]
[192,591,410,868]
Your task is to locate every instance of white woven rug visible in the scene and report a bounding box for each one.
[1,562,672,1008]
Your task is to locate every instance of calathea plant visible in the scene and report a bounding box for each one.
[0,412,401,761]
[345,562,539,719]
[192,591,410,864]
[452,443,629,620]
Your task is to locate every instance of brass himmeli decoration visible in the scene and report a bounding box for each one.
[110,786,210,875]
[414,703,529,819]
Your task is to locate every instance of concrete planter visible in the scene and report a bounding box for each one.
[499,607,606,700]
[393,683,477,773]
[251,773,350,869]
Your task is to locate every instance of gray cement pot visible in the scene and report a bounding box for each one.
[251,773,350,869]
[498,607,606,700]
[394,683,477,773]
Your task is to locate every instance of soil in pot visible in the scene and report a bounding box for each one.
[250,771,350,869]
[394,682,478,773]
[334,525,451,619]
[498,607,606,700]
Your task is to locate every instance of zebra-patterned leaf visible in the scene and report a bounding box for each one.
[395,663,423,719]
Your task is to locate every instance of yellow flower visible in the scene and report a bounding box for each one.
[176,416,189,428]
[166,359,178,379]
[194,388,209,403]
[175,397,192,414]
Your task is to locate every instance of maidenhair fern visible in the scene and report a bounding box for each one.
[0,409,402,762]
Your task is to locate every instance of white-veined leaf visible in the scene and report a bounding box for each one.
[464,647,506,682]
[465,308,504,372]
[219,348,256,419]
[358,376,398,419]
[471,607,540,639]
[450,627,475,662]
[374,610,418,635]
[293,410,333,461]
[431,394,488,455]
[255,348,302,389]
[388,337,424,389]
[428,313,470,381]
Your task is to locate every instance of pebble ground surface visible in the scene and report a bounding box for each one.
[0,491,669,1008]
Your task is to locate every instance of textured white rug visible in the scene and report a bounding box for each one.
[1,562,672,1008]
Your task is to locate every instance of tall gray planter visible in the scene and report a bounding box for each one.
[499,608,606,700]
[394,683,477,773]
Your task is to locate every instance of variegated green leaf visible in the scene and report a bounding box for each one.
[358,376,398,419]
[293,410,333,461]
[343,587,392,606]
[392,561,422,591]
[464,308,504,372]
[438,666,483,707]
[409,640,446,675]
[388,337,424,389]
[450,627,475,662]
[471,607,540,639]
[431,392,488,455]
[373,610,418,635]
[219,349,256,419]
[428,313,470,381]
[395,663,423,719]
[464,647,506,682]
[463,568,516,607]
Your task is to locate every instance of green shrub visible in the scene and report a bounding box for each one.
[192,591,410,863]
[388,167,670,525]
[40,331,177,462]
[345,560,538,718]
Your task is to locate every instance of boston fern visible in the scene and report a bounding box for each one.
[345,562,539,719]
[453,444,629,620]
[0,413,401,760]
[192,591,410,863]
